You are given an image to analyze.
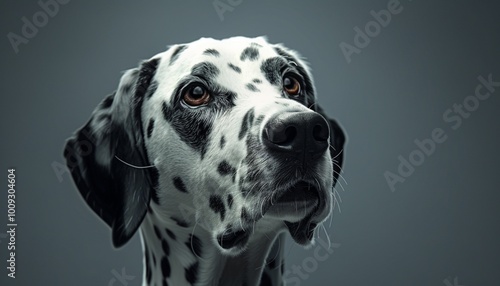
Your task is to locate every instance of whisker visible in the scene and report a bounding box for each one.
[321,223,331,249]
[114,155,155,169]
[333,169,348,186]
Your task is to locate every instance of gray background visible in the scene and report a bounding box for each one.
[1,0,499,285]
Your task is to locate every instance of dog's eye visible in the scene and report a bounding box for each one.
[183,85,210,106]
[283,76,301,96]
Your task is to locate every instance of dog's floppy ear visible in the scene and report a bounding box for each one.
[64,58,160,247]
[315,105,346,186]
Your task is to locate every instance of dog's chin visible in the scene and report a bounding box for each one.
[213,181,327,253]
[266,181,324,245]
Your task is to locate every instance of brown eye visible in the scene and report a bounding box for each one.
[183,85,210,106]
[283,76,301,96]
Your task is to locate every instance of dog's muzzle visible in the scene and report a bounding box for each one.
[262,111,331,244]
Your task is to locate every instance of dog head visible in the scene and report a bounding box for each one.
[65,36,345,254]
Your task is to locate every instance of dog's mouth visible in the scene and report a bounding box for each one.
[266,181,320,222]
[216,181,324,251]
[267,180,324,245]
[217,229,250,251]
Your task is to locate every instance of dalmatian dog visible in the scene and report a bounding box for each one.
[64,36,345,286]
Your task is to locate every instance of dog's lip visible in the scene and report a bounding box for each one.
[265,181,320,222]
[217,229,249,250]
[285,218,317,245]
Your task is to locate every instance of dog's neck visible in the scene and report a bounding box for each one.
[140,203,285,286]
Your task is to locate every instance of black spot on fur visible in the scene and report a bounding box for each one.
[161,256,171,278]
[185,262,199,285]
[147,118,154,138]
[228,63,241,73]
[260,272,272,286]
[149,167,160,204]
[171,216,189,228]
[163,280,169,286]
[136,59,160,99]
[203,48,220,57]
[152,253,156,266]
[145,81,158,99]
[173,177,188,193]
[227,194,233,209]
[165,228,176,241]
[218,161,236,179]
[281,259,285,274]
[161,239,170,256]
[246,83,260,92]
[239,108,255,140]
[220,135,226,149]
[186,234,202,257]
[154,225,162,239]
[101,93,114,108]
[170,45,187,65]
[240,47,260,61]
[209,195,226,221]
[261,57,287,85]
[252,78,262,84]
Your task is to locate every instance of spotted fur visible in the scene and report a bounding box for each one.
[64,36,346,286]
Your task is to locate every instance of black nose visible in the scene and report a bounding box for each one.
[263,111,329,158]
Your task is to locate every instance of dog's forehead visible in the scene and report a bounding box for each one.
[153,37,281,84]
[179,36,276,62]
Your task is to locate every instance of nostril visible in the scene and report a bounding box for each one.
[265,124,297,145]
[282,126,297,145]
[313,124,328,141]
[265,126,285,144]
